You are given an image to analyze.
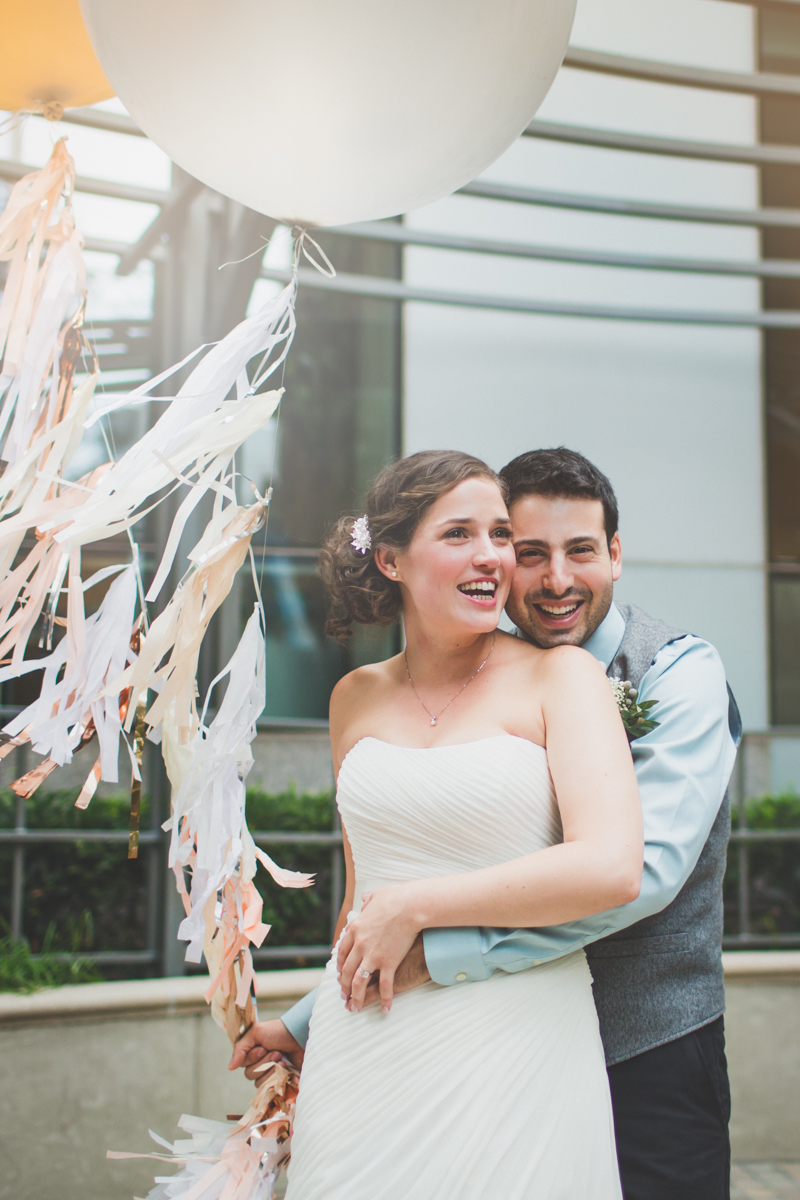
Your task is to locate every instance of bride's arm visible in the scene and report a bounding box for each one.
[333,824,356,944]
[339,646,643,1011]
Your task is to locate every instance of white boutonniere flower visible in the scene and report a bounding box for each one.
[610,677,659,742]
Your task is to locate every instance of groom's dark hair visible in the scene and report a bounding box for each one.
[500,448,619,547]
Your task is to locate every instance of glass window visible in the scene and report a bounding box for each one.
[229,230,402,717]
[771,576,800,724]
[760,9,800,725]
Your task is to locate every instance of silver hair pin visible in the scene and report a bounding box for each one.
[350,515,372,554]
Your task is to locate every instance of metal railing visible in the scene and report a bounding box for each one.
[3,730,799,968]
[725,730,800,949]
[0,723,344,971]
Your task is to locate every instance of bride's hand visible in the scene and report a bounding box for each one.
[337,885,420,1013]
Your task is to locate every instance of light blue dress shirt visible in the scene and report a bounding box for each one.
[282,603,738,1046]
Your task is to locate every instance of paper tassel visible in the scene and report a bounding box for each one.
[49,281,295,560]
[1,136,315,1200]
[0,139,84,415]
[110,495,275,748]
[0,563,139,782]
[108,1061,300,1200]
[162,607,311,995]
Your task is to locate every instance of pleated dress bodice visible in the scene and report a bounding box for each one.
[286,733,622,1200]
[337,734,562,900]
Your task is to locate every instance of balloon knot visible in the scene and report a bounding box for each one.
[40,101,65,122]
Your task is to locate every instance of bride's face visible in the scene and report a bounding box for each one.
[388,477,515,636]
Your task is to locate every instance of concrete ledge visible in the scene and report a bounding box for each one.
[1,952,797,1025]
[723,950,800,981]
[1,952,800,1190]
[0,966,325,1025]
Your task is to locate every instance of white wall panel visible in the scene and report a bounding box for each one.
[403,0,767,727]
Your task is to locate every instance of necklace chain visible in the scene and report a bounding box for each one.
[404,634,496,727]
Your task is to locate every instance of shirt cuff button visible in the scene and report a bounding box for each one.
[455,972,467,982]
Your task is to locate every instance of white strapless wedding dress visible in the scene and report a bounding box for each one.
[285,735,621,1199]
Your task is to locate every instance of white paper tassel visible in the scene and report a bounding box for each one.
[163,607,312,966]
[50,283,296,558]
[0,563,138,780]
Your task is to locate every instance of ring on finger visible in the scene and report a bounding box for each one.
[358,967,372,979]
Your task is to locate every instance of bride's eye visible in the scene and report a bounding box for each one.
[443,527,467,539]
[492,527,512,540]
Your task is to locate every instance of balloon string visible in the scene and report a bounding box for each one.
[0,110,31,138]
[217,225,337,279]
[218,237,271,271]
[292,227,336,278]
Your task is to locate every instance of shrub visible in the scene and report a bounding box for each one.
[724,792,800,939]
[3,784,798,987]
[0,785,336,983]
[0,789,152,960]
[0,911,101,992]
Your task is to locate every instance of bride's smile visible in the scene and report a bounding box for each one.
[375,475,516,639]
[456,576,499,605]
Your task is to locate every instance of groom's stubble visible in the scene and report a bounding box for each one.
[503,494,620,650]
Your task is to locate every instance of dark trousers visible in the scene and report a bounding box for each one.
[607,1017,731,1200]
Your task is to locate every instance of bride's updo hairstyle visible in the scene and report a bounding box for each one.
[320,450,507,642]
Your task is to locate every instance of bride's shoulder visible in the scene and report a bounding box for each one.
[501,634,606,686]
[536,643,611,696]
[330,657,398,714]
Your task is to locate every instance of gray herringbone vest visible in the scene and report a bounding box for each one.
[585,602,740,1066]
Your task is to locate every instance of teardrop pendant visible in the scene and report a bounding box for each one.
[430,717,437,726]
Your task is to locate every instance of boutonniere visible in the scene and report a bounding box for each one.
[610,678,659,742]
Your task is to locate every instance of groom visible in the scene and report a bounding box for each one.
[232,448,740,1200]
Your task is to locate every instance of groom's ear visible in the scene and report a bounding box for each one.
[610,532,622,581]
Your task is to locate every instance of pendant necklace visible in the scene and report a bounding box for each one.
[404,634,496,727]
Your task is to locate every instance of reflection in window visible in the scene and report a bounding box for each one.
[239,229,402,718]
[265,232,401,550]
[227,556,393,720]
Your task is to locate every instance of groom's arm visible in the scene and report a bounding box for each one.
[280,930,432,1044]
[281,988,318,1048]
[423,636,738,985]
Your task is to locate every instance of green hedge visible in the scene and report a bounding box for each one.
[1,788,798,991]
[723,792,800,938]
[0,786,335,989]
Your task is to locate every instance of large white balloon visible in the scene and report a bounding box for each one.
[79,0,576,228]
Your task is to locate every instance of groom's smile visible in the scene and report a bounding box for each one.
[504,494,622,649]
[535,597,587,627]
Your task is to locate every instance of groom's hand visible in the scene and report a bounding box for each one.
[363,933,431,1007]
[228,1018,305,1082]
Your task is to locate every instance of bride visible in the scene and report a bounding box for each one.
[266,449,640,1198]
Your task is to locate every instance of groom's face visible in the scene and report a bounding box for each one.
[505,494,622,648]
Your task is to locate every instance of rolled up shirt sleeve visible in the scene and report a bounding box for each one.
[424,637,738,986]
[281,988,318,1048]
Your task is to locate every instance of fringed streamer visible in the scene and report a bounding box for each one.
[108,497,274,749]
[0,282,102,671]
[128,697,147,859]
[108,1062,299,1200]
[0,726,31,760]
[0,139,83,387]
[0,140,318,1200]
[108,617,310,1198]
[50,282,295,559]
[159,609,311,992]
[0,564,139,782]
[75,756,102,810]
[0,141,104,676]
